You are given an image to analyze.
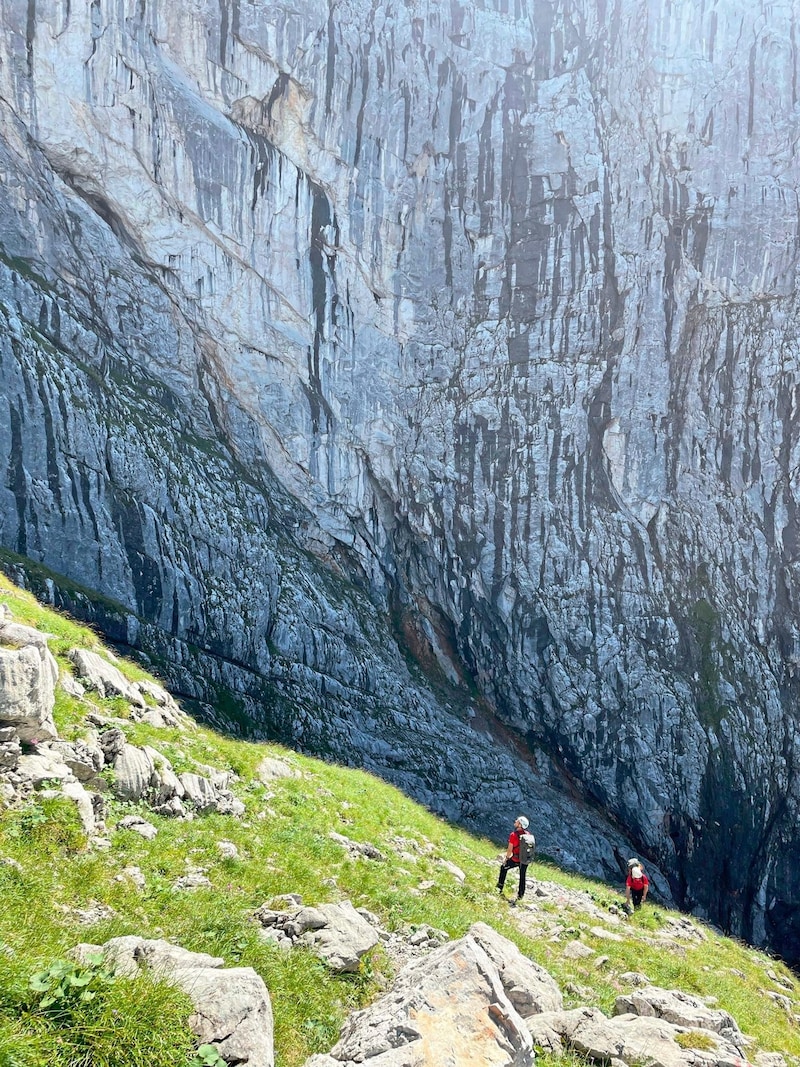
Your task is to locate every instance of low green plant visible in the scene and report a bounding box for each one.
[29,953,116,1010]
[189,1045,226,1067]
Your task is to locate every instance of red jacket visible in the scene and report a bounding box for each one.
[626,866,649,891]
[508,829,521,863]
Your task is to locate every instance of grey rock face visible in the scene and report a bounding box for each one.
[1,0,800,961]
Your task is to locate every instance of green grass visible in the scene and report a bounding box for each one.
[1,575,800,1066]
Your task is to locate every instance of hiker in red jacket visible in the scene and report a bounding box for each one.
[625,858,649,910]
[496,815,533,906]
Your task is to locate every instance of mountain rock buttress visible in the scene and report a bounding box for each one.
[1,0,800,962]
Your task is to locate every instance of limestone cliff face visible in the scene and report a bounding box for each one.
[1,0,799,960]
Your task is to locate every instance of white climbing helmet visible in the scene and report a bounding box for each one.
[517,816,529,829]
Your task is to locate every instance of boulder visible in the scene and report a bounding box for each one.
[149,762,185,805]
[60,780,97,835]
[179,771,244,816]
[74,937,273,1066]
[254,900,381,973]
[179,772,221,812]
[75,936,224,978]
[67,649,146,708]
[329,832,384,861]
[42,738,104,781]
[112,744,155,802]
[99,728,126,762]
[298,901,380,973]
[0,621,54,651]
[257,756,301,783]
[59,671,86,699]
[0,643,59,741]
[304,932,534,1066]
[563,940,595,959]
[16,752,74,785]
[117,814,158,840]
[131,679,183,724]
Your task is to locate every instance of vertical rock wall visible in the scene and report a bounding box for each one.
[1,0,799,960]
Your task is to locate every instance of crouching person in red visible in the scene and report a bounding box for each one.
[625,858,649,910]
[497,815,534,906]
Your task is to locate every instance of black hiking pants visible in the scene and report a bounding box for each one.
[497,858,528,899]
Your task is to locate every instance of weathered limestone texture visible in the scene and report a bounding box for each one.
[1,1,800,961]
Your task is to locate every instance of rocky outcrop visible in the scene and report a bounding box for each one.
[303,923,758,1067]
[0,613,244,831]
[304,932,537,1067]
[2,0,800,962]
[527,1006,751,1067]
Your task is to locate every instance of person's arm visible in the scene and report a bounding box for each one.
[505,836,514,859]
[641,877,649,903]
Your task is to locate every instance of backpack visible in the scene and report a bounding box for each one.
[518,832,536,865]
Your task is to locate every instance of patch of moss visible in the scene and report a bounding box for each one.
[675,1029,716,1050]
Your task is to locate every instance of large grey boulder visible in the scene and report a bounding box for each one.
[75,937,274,1066]
[179,771,244,817]
[16,752,73,785]
[144,747,185,806]
[178,965,274,1067]
[117,814,158,840]
[59,779,97,836]
[298,901,380,973]
[257,757,301,783]
[305,932,534,1067]
[0,643,59,742]
[0,621,55,651]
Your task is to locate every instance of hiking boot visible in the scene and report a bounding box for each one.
[508,898,517,907]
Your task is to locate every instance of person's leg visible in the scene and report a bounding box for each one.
[517,863,528,899]
[497,859,509,891]
[632,887,643,909]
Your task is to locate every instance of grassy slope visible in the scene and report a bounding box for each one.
[0,574,798,1067]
